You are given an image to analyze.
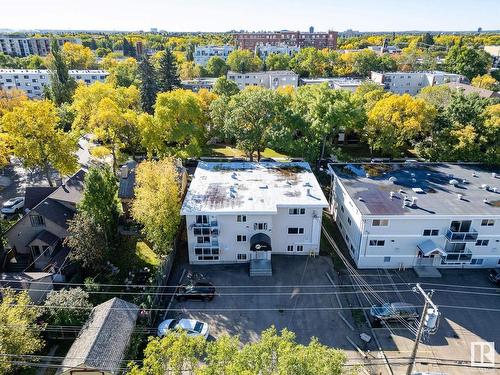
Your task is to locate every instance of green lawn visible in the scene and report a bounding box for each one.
[204,144,289,159]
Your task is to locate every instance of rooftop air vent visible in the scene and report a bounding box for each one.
[472,172,478,177]
[484,198,489,204]
[457,194,463,200]
[389,176,398,183]
[493,187,498,193]
[492,172,497,179]
[390,191,395,199]
[358,197,364,202]
[411,197,418,207]
[462,178,468,184]
[481,184,490,190]
[449,179,459,186]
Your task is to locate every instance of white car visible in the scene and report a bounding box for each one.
[1,197,25,214]
[157,318,209,339]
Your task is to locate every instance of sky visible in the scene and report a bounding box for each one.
[2,0,499,32]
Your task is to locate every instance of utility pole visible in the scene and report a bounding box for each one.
[406,284,440,375]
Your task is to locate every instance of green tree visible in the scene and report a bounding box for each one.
[43,288,92,326]
[45,40,77,105]
[157,48,181,92]
[1,100,78,186]
[422,32,435,46]
[206,56,229,77]
[0,289,44,375]
[265,53,291,71]
[78,165,120,246]
[62,42,96,69]
[131,158,182,255]
[224,87,285,161]
[417,85,454,109]
[289,47,327,77]
[140,89,205,158]
[64,212,108,272]
[138,56,159,114]
[106,57,139,87]
[226,50,263,73]
[212,76,239,97]
[445,45,491,80]
[129,327,349,375]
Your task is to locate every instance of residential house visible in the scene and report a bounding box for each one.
[181,162,328,275]
[58,298,139,375]
[443,82,500,99]
[227,70,299,90]
[328,163,500,270]
[0,272,53,303]
[3,169,86,274]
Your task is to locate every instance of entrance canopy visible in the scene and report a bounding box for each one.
[417,239,447,257]
[250,233,272,251]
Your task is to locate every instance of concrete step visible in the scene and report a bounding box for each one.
[249,259,272,277]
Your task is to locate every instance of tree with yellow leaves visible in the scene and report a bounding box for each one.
[366,94,436,156]
[0,88,27,117]
[139,89,205,158]
[62,42,96,69]
[0,288,45,375]
[131,158,181,255]
[1,100,78,185]
[471,74,500,91]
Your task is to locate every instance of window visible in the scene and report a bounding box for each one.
[196,215,209,224]
[196,236,210,244]
[481,219,495,227]
[384,256,391,263]
[296,245,304,252]
[236,235,247,242]
[193,227,210,235]
[423,229,439,236]
[347,217,352,225]
[288,227,304,235]
[289,208,305,215]
[287,245,294,252]
[369,240,385,246]
[345,235,350,244]
[476,239,489,246]
[339,221,343,229]
[30,215,45,227]
[237,215,247,222]
[237,254,247,260]
[31,245,41,257]
[254,223,268,230]
[197,247,220,261]
[340,205,344,213]
[372,219,389,227]
[471,258,484,265]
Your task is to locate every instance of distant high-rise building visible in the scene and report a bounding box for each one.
[233,30,337,50]
[150,28,158,33]
[309,26,314,33]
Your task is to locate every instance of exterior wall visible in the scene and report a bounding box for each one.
[255,43,301,59]
[234,31,337,50]
[0,36,80,57]
[371,71,465,95]
[331,175,500,269]
[28,274,54,303]
[227,71,299,90]
[0,69,108,98]
[185,207,323,265]
[194,45,234,66]
[6,214,68,257]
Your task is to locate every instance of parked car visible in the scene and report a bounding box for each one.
[488,269,500,286]
[370,302,419,325]
[176,281,215,301]
[157,318,210,338]
[1,197,25,214]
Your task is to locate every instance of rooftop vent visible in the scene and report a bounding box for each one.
[449,179,459,186]
[481,184,490,190]
[390,191,395,199]
[457,194,463,200]
[399,189,405,194]
[492,172,497,178]
[389,176,398,183]
[410,173,415,177]
[462,178,468,184]
[411,197,418,207]
[412,187,424,194]
[472,172,478,177]
[493,187,498,193]
[306,188,311,196]
[484,198,489,204]
[358,197,364,202]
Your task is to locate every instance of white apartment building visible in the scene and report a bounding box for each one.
[328,163,500,270]
[181,78,217,92]
[255,43,300,59]
[0,69,109,98]
[193,45,234,66]
[227,70,299,90]
[181,162,328,274]
[0,35,81,57]
[300,77,375,92]
[370,71,466,95]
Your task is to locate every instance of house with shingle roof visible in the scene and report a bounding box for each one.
[58,298,139,375]
[2,169,86,273]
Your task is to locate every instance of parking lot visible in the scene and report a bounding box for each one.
[165,251,500,374]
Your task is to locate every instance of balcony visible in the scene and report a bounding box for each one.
[192,219,218,228]
[445,228,478,242]
[441,248,472,265]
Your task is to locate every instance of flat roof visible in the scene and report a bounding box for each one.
[329,163,500,217]
[227,70,298,76]
[0,69,108,74]
[181,161,328,215]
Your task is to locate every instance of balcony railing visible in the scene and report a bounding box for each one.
[441,248,473,265]
[445,228,478,242]
[192,220,218,228]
